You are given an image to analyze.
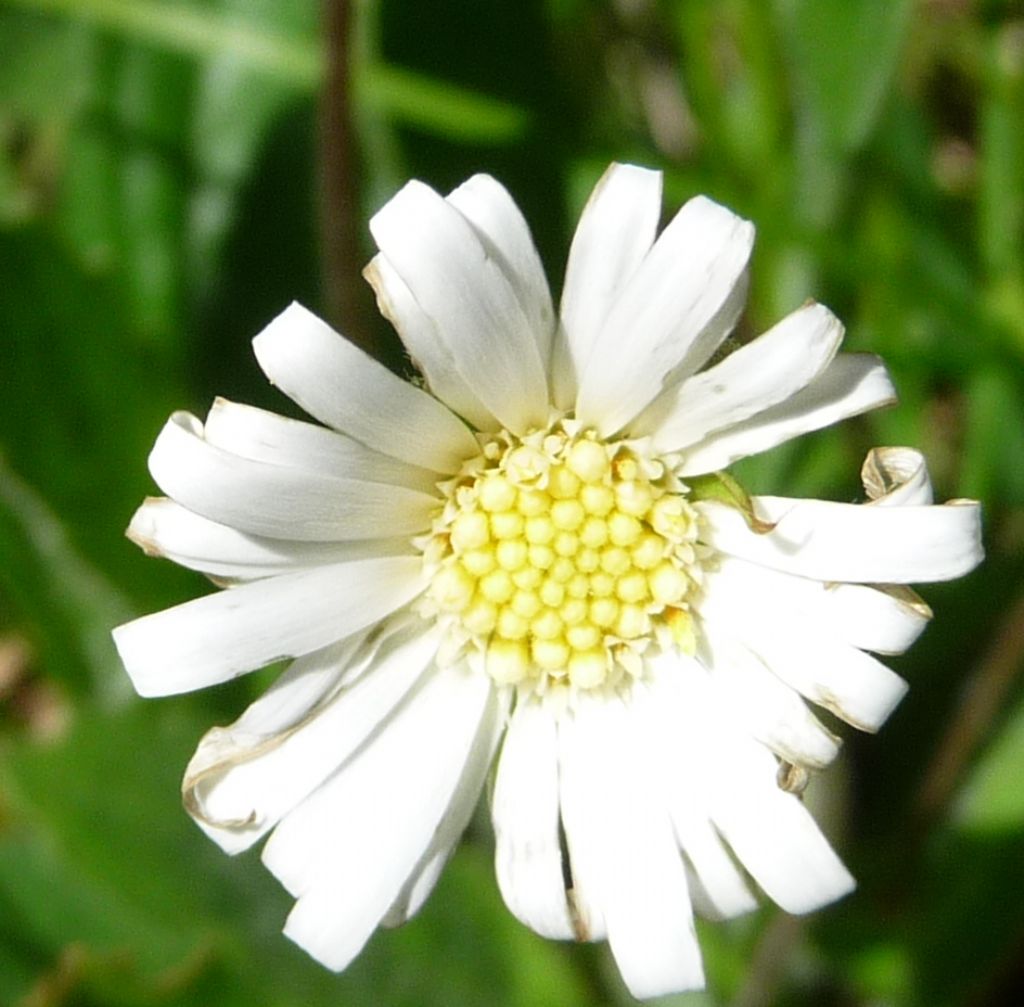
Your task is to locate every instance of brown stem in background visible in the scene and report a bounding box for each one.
[320,0,374,354]
[915,590,1024,822]
[732,913,805,1007]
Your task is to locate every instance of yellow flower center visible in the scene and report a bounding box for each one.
[421,421,702,695]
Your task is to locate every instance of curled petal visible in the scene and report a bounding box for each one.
[861,446,934,506]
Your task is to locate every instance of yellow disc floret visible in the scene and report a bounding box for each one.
[422,420,702,695]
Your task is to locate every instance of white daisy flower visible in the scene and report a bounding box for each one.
[113,163,983,999]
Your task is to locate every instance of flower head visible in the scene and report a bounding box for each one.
[113,164,983,998]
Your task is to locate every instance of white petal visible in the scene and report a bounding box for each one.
[491,697,575,939]
[644,302,845,450]
[700,493,984,584]
[815,583,932,654]
[251,302,478,473]
[647,657,854,916]
[554,163,663,408]
[369,180,549,434]
[698,581,908,733]
[677,353,896,475]
[215,637,364,735]
[127,498,413,582]
[708,738,855,915]
[559,694,705,999]
[204,398,440,493]
[262,663,492,971]
[633,669,759,920]
[183,618,441,853]
[148,412,438,542]
[446,174,555,370]
[182,632,372,851]
[744,625,908,734]
[703,556,931,656]
[575,195,755,436]
[364,254,495,430]
[383,683,510,927]
[112,555,426,697]
[676,820,757,922]
[697,629,842,769]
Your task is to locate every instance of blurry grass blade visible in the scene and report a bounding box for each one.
[978,23,1024,359]
[960,366,1024,504]
[5,0,528,143]
[675,1,788,177]
[57,122,120,273]
[979,23,1024,278]
[359,63,530,142]
[120,149,185,344]
[0,455,133,706]
[4,0,322,86]
[778,0,912,154]
[187,65,309,293]
[113,42,195,146]
[777,0,912,227]
[0,705,245,999]
[0,832,198,978]
[111,47,192,345]
[0,9,91,119]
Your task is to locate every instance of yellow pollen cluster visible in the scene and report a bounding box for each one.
[426,427,701,692]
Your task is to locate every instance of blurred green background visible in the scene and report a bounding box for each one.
[0,0,1022,1004]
